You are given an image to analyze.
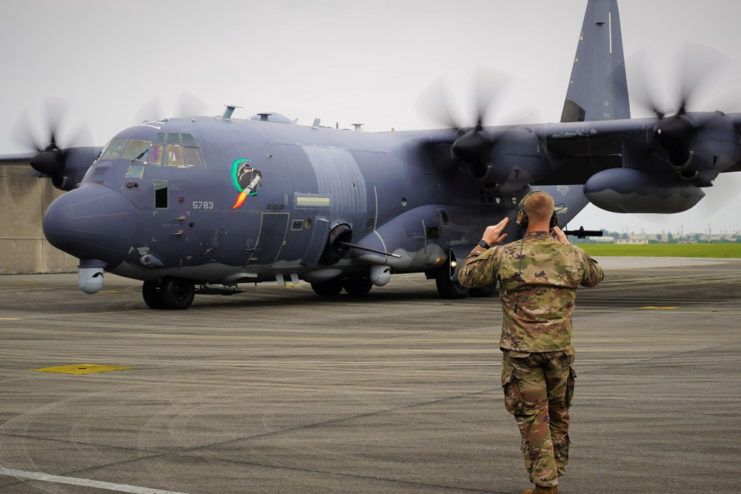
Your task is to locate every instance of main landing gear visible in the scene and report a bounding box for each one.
[142,278,195,310]
[310,277,374,297]
[433,259,496,299]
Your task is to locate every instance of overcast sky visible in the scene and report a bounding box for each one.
[2,0,740,234]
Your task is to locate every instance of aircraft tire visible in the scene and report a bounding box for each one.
[142,281,163,309]
[311,278,343,297]
[435,271,469,299]
[342,278,373,297]
[159,278,195,310]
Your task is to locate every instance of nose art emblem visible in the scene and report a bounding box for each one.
[231,159,262,209]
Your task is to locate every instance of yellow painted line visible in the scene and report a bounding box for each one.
[31,364,132,375]
[639,306,679,310]
[100,290,126,294]
[0,317,21,321]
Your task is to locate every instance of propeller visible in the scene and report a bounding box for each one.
[12,99,93,188]
[417,71,551,189]
[629,44,729,170]
[418,70,508,177]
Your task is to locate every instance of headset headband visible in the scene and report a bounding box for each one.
[516,190,557,229]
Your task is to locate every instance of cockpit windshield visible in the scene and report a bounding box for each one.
[121,140,151,161]
[100,139,127,159]
[99,133,205,168]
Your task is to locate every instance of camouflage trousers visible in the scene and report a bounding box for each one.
[501,349,576,488]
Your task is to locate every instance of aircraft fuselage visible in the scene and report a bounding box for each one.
[42,116,588,306]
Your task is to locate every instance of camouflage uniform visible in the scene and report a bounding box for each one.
[458,231,603,488]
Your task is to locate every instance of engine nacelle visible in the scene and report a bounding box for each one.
[652,111,741,184]
[685,112,740,178]
[61,147,101,190]
[584,168,704,213]
[478,128,551,192]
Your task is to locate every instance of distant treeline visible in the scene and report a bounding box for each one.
[578,243,741,258]
[573,231,741,244]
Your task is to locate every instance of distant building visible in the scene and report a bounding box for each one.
[589,236,615,243]
[1,162,76,274]
[616,236,648,245]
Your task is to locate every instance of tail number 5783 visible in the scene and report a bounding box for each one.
[192,201,215,210]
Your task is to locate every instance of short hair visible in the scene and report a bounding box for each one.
[523,191,554,223]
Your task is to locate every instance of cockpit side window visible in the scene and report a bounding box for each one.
[100,139,127,159]
[181,133,197,147]
[182,146,204,167]
[181,134,204,167]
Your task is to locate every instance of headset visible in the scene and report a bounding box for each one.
[516,190,559,231]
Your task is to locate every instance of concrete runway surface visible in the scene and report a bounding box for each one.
[0,257,740,493]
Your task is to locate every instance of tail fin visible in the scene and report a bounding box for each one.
[561,0,630,122]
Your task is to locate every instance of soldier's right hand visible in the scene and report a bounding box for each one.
[482,217,509,245]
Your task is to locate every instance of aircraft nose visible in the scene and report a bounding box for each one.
[43,184,136,265]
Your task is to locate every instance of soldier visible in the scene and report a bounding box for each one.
[458,190,603,494]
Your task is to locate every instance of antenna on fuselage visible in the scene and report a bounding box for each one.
[352,123,364,132]
[223,105,242,120]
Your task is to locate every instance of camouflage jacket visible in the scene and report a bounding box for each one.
[458,231,604,353]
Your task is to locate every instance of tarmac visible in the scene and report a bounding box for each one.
[0,257,740,494]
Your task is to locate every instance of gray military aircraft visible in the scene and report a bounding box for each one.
[3,0,740,309]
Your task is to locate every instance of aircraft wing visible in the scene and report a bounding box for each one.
[0,153,35,163]
[0,147,101,190]
[538,112,741,183]
[533,111,741,213]
[535,120,629,186]
[410,109,740,214]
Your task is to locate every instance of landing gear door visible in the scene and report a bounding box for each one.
[248,212,289,265]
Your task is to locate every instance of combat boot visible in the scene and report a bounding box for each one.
[523,485,558,494]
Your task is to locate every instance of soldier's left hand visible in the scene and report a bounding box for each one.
[551,226,569,244]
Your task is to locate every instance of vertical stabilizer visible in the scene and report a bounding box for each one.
[561,0,630,122]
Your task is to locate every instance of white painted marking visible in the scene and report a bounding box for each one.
[0,467,189,494]
[373,230,388,252]
[608,11,613,54]
[373,186,379,230]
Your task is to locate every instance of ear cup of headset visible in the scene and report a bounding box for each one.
[516,208,528,229]
[516,191,532,229]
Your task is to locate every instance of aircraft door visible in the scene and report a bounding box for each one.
[245,212,289,265]
[149,179,192,262]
